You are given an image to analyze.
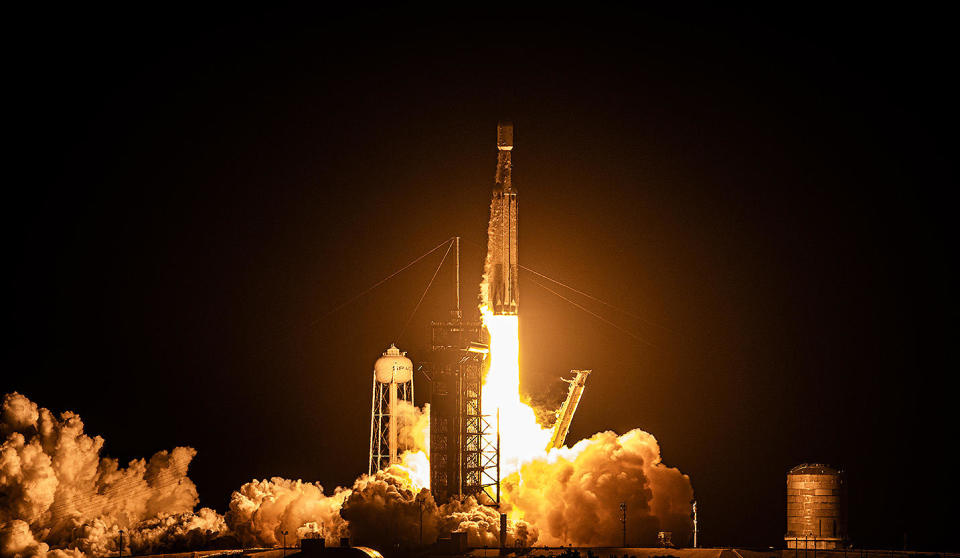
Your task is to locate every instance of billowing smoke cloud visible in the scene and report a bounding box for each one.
[501,429,694,547]
[0,393,525,555]
[439,496,539,548]
[394,400,430,489]
[3,392,689,556]
[340,468,439,547]
[0,392,224,557]
[229,464,538,550]
[227,477,349,547]
[395,400,429,456]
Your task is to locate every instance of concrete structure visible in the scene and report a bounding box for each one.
[785,463,846,549]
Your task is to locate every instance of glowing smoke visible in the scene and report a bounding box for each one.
[475,309,695,545]
[502,429,693,546]
[478,183,694,545]
[0,392,223,557]
[341,469,439,547]
[439,496,538,547]
[0,392,537,555]
[394,400,431,489]
[4,294,692,556]
[228,464,538,549]
[227,477,349,547]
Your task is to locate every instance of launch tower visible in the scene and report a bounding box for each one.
[425,314,492,503]
[430,122,518,505]
[427,235,501,506]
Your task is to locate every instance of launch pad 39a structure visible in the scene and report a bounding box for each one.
[425,120,521,506]
[366,121,595,509]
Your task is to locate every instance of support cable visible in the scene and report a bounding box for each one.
[315,237,454,323]
[459,235,664,342]
[521,265,673,333]
[527,277,656,347]
[395,238,455,344]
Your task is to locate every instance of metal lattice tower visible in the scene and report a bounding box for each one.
[369,345,414,475]
[461,355,500,506]
[427,236,499,505]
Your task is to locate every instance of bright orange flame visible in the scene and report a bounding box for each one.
[480,307,552,478]
[396,450,430,491]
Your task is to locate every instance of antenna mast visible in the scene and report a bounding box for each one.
[455,236,461,316]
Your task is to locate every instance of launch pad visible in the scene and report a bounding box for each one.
[424,122,519,507]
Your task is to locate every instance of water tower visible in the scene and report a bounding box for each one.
[368,344,414,474]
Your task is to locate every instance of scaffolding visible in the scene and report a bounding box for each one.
[426,314,499,506]
[461,353,500,506]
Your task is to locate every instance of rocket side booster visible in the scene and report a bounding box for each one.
[489,120,518,315]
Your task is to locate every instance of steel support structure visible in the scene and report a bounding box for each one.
[369,375,412,475]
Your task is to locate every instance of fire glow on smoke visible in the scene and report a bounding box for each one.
[2,350,693,558]
[2,242,694,557]
[2,262,695,556]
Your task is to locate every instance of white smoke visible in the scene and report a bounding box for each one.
[439,496,539,547]
[479,196,499,310]
[0,392,223,557]
[502,429,693,546]
[395,400,429,456]
[226,477,349,547]
[2,391,691,555]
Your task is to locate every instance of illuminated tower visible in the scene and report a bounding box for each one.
[488,120,518,316]
[369,344,414,474]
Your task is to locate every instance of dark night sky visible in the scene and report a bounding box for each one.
[6,7,954,551]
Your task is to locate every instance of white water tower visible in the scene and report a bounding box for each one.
[368,344,414,474]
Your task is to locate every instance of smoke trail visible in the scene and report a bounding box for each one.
[479,196,499,310]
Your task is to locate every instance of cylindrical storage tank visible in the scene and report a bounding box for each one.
[785,463,846,549]
[374,344,413,383]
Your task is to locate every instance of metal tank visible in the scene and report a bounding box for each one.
[785,463,846,549]
[374,344,413,383]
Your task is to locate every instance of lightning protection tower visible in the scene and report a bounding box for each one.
[369,344,414,474]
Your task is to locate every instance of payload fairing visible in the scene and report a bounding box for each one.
[488,121,519,316]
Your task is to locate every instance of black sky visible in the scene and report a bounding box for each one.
[6,7,954,551]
